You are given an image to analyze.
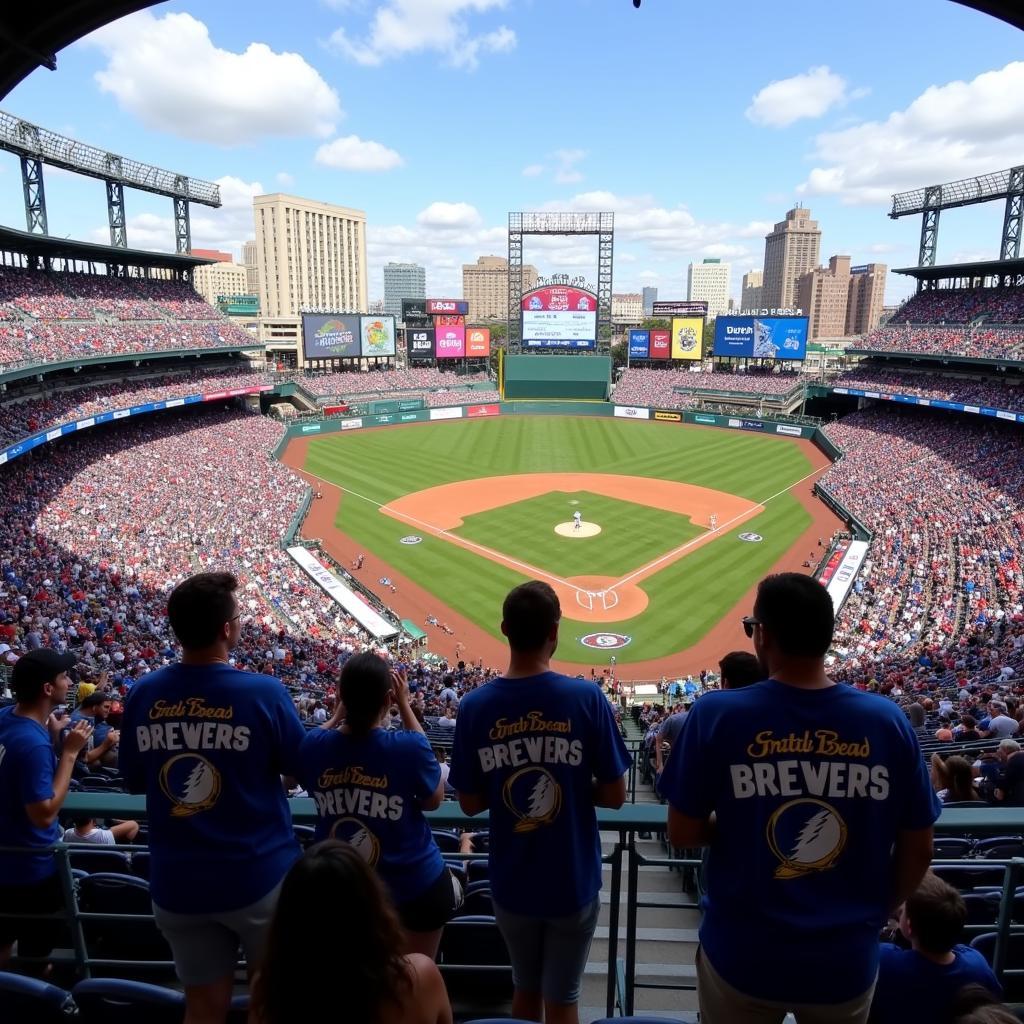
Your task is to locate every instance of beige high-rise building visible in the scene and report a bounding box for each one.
[241,240,259,295]
[253,194,367,318]
[741,270,764,311]
[763,206,821,311]
[796,256,852,339]
[611,293,643,322]
[846,264,888,335]
[192,261,249,308]
[462,255,538,319]
[686,259,731,319]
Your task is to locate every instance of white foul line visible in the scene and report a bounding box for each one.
[297,461,827,599]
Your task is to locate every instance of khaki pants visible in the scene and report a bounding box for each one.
[697,948,876,1024]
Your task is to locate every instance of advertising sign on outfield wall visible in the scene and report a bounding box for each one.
[340,418,363,430]
[467,404,500,418]
[654,410,682,422]
[614,406,651,420]
[776,424,803,436]
[430,407,464,421]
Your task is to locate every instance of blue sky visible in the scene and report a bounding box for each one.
[1,0,1022,306]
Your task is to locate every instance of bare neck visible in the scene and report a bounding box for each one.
[768,659,834,690]
[505,652,551,679]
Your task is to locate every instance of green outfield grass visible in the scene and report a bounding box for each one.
[299,417,815,665]
[453,490,703,579]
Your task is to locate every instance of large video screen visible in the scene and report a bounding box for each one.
[714,316,808,360]
[407,327,435,359]
[671,317,704,360]
[521,286,597,350]
[302,314,361,360]
[436,324,466,358]
[360,316,396,357]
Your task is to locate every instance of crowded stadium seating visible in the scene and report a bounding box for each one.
[294,367,489,398]
[612,367,804,408]
[0,268,256,371]
[829,366,1024,412]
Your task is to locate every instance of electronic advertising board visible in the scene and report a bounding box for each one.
[713,316,809,360]
[670,317,704,361]
[436,324,466,358]
[628,329,650,359]
[407,327,436,360]
[427,299,469,315]
[521,285,597,350]
[649,329,671,359]
[653,300,708,319]
[401,299,431,325]
[301,313,361,360]
[466,328,491,357]
[360,315,396,358]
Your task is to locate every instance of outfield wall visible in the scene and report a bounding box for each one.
[503,355,611,400]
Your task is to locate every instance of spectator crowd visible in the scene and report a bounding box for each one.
[613,367,804,409]
[830,366,1024,413]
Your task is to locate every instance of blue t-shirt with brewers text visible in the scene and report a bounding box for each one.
[660,680,941,1004]
[297,727,444,905]
[0,706,60,883]
[450,672,631,917]
[119,662,306,913]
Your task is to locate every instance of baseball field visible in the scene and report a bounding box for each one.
[286,416,839,673]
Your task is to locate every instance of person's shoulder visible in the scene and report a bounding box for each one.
[953,943,999,973]
[388,729,432,752]
[298,726,334,756]
[404,952,445,993]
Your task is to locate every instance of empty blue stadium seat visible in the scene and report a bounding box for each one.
[933,837,974,859]
[67,847,131,875]
[72,978,185,1023]
[76,873,173,965]
[0,971,76,1024]
[432,829,462,853]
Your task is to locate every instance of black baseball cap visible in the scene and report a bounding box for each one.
[11,649,77,700]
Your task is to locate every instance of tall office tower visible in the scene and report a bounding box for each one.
[642,286,658,315]
[241,239,259,295]
[846,263,888,335]
[740,269,763,311]
[686,258,731,319]
[762,205,821,310]
[462,255,538,319]
[253,193,368,317]
[383,262,426,318]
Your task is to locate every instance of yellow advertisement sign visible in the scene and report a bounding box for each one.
[671,317,704,360]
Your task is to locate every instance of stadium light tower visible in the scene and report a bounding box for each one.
[0,110,221,253]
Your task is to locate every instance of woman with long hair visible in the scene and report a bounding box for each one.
[931,753,981,803]
[252,840,452,1024]
[296,653,461,956]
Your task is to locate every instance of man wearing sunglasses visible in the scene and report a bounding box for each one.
[659,572,939,1023]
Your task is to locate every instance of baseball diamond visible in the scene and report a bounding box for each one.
[284,415,842,674]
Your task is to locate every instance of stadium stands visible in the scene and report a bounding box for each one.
[0,268,257,372]
[829,367,1024,412]
[294,367,489,398]
[612,368,803,408]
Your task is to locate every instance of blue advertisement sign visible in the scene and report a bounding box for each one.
[628,330,650,359]
[714,316,808,360]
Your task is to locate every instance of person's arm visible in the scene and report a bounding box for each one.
[593,775,626,809]
[457,791,488,815]
[392,669,425,735]
[25,720,92,829]
[668,807,716,848]
[589,689,632,809]
[449,697,488,814]
[83,729,119,764]
[890,826,934,912]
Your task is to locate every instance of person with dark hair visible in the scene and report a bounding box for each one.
[63,690,120,770]
[0,649,92,971]
[295,653,459,957]
[931,754,981,803]
[718,650,762,690]
[660,572,940,1023]
[251,840,452,1024]
[119,571,306,1024]
[870,872,1000,1023]
[450,580,631,1024]
[950,985,1021,1024]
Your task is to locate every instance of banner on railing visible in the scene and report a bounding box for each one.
[287,546,399,639]
[824,539,869,613]
[830,385,1024,424]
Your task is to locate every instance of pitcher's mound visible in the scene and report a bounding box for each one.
[555,521,602,538]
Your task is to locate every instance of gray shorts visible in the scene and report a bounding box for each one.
[152,883,282,987]
[493,895,601,1005]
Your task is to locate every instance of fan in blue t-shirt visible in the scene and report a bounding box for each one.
[870,871,1001,1024]
[660,574,941,1017]
[450,581,631,1021]
[296,654,458,957]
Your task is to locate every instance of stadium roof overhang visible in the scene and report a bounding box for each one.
[0,225,214,270]
[893,257,1024,282]
[0,2,1021,102]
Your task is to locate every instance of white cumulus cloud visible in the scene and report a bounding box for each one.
[327,0,516,71]
[84,12,341,145]
[416,201,482,229]
[746,66,853,128]
[315,135,404,171]
[797,61,1024,204]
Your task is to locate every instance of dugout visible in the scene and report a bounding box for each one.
[502,354,611,400]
